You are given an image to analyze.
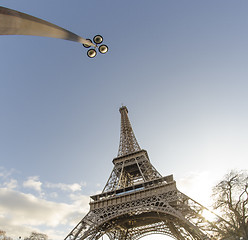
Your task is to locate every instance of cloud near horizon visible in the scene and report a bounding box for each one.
[0,167,91,239]
[23,176,43,192]
[3,179,18,190]
[0,187,90,239]
[45,182,85,192]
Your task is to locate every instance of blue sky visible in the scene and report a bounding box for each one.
[0,1,248,239]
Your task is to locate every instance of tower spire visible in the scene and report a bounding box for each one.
[117,106,141,157]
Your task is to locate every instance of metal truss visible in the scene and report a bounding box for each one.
[65,107,230,240]
[102,150,162,193]
[118,106,141,157]
[64,177,230,240]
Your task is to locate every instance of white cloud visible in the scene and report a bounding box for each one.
[3,179,18,190]
[45,182,82,192]
[0,187,89,240]
[23,176,42,192]
[0,216,34,239]
[0,167,16,179]
[49,192,58,198]
[69,193,90,208]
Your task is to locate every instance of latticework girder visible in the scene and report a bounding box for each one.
[102,150,162,193]
[65,178,228,240]
[65,107,231,240]
[118,106,141,157]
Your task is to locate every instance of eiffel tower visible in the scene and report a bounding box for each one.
[65,106,228,240]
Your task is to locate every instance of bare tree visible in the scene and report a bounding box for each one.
[24,232,48,240]
[212,170,248,239]
[0,230,13,240]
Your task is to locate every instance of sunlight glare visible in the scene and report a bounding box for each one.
[202,209,217,222]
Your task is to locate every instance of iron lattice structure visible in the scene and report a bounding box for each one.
[65,106,229,240]
[118,106,141,157]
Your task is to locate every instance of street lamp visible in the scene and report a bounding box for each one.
[84,35,109,58]
[0,6,108,58]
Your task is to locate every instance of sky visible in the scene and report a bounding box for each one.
[0,1,248,239]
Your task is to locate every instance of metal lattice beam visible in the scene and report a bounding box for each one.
[65,107,231,240]
[118,106,141,157]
